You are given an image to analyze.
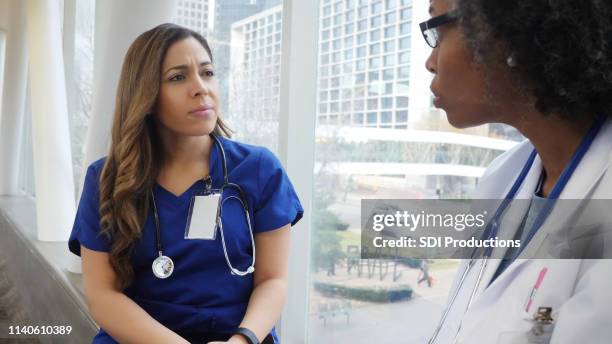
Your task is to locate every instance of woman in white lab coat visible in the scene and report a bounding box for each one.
[420,0,612,343]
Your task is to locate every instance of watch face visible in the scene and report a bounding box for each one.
[152,255,174,279]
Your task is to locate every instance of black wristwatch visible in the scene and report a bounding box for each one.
[234,327,260,344]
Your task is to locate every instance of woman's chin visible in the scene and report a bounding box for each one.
[184,124,217,137]
[445,109,488,129]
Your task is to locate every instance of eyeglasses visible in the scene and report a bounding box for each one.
[419,11,458,48]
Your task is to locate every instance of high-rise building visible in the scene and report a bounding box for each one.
[318,0,412,129]
[229,0,414,131]
[228,5,283,149]
[174,0,215,35]
[174,0,281,124]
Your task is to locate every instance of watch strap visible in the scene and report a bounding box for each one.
[234,327,259,344]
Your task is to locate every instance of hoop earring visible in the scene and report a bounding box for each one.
[507,54,517,68]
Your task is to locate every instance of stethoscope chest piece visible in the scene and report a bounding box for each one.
[152,252,174,279]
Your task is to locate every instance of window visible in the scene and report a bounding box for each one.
[396,95,409,107]
[323,5,332,16]
[399,36,410,50]
[356,46,366,58]
[385,82,394,94]
[400,22,411,35]
[345,23,355,35]
[368,71,380,81]
[322,29,330,40]
[381,110,392,123]
[333,52,341,62]
[342,88,353,99]
[353,112,364,125]
[319,103,327,113]
[367,111,378,124]
[331,64,341,74]
[396,110,408,123]
[357,19,368,31]
[383,68,394,80]
[371,15,381,28]
[308,0,506,342]
[369,56,380,68]
[334,1,342,12]
[384,54,395,66]
[369,43,381,55]
[345,36,354,47]
[333,39,342,50]
[334,14,343,26]
[398,66,409,79]
[357,32,367,44]
[371,1,382,14]
[382,97,393,109]
[355,72,366,84]
[370,29,381,42]
[396,80,409,94]
[384,40,395,53]
[346,10,355,22]
[358,5,368,18]
[321,42,330,53]
[400,7,412,20]
[355,59,366,71]
[342,62,352,74]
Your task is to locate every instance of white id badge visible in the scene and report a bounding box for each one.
[184,191,221,240]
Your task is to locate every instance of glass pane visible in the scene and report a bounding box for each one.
[173,0,286,153]
[310,0,523,343]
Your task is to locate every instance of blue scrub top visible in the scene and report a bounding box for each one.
[69,136,304,343]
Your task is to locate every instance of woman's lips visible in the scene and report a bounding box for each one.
[189,108,215,118]
[433,96,442,108]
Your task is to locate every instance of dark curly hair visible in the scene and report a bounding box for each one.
[454,0,612,121]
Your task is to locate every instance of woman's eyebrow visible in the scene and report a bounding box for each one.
[164,61,212,74]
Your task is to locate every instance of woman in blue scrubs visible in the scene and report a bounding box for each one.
[68,23,303,344]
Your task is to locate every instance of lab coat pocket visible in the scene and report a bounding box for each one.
[496,309,554,344]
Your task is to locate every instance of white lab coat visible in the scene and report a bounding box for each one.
[432,119,612,344]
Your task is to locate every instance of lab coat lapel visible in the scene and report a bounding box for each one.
[468,154,543,312]
[460,120,612,341]
[519,120,612,259]
[558,119,612,200]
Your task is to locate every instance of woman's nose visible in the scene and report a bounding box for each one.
[192,77,209,98]
[425,48,438,74]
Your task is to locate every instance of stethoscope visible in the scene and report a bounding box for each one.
[151,133,256,279]
[428,117,605,344]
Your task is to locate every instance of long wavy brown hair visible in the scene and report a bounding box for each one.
[98,23,232,290]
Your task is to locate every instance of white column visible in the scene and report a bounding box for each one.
[81,0,177,189]
[0,31,6,122]
[277,0,318,342]
[408,0,435,128]
[26,0,76,242]
[0,0,28,195]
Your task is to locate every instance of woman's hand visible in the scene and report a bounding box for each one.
[208,335,248,344]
